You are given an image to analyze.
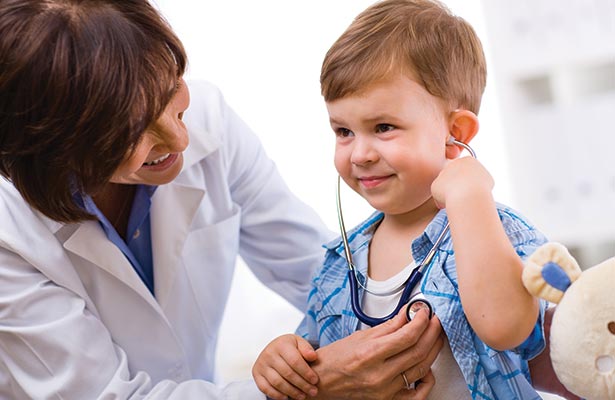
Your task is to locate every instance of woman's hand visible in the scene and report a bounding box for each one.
[392,370,435,400]
[309,307,443,400]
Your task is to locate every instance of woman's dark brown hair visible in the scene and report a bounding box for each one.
[0,0,187,222]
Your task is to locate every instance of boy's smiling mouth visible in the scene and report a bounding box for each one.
[358,175,392,188]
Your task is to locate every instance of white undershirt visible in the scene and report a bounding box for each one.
[359,263,471,399]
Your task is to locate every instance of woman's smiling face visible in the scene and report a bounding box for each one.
[108,78,191,187]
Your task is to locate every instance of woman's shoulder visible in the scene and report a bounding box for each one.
[0,178,33,222]
[0,178,61,246]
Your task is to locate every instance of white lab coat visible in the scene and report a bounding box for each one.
[0,81,332,399]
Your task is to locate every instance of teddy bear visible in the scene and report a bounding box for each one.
[522,242,615,399]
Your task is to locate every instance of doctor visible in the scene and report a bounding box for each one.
[0,0,444,398]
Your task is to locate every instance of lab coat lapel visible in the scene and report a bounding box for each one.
[63,221,161,312]
[150,181,205,306]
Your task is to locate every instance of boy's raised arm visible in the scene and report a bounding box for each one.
[432,155,540,350]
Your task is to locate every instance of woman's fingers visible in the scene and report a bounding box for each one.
[404,321,443,384]
[366,307,433,361]
[413,370,436,399]
[360,303,414,340]
[392,370,435,400]
[384,314,443,382]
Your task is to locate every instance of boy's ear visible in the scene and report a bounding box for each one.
[446,110,479,159]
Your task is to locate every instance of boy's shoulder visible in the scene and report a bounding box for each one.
[314,211,383,282]
[493,201,548,247]
[322,210,383,252]
[494,201,539,230]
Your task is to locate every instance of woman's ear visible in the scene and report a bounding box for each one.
[446,110,479,159]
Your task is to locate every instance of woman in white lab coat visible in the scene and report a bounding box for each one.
[0,1,446,398]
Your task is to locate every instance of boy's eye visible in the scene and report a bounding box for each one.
[335,127,354,138]
[376,124,394,133]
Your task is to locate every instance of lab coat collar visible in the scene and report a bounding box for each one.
[182,128,218,172]
[150,181,205,305]
[181,91,222,172]
[0,180,99,314]
[58,180,204,312]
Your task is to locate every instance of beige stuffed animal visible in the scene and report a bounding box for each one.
[523,242,615,399]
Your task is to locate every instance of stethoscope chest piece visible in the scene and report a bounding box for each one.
[405,298,434,322]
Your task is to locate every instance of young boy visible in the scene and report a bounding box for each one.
[253,0,548,399]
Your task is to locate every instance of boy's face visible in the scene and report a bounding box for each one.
[327,75,450,216]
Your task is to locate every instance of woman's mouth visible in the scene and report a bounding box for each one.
[143,153,171,166]
[141,153,179,170]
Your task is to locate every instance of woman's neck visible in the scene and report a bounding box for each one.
[92,183,136,239]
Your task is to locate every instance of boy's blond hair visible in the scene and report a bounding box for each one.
[321,0,486,114]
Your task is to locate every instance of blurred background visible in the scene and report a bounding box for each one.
[153,1,614,398]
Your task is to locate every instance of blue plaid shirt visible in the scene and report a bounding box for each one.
[296,204,549,400]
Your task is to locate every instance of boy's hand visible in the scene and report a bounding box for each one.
[252,334,319,400]
[431,157,494,210]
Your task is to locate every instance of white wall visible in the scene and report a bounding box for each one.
[152,2,565,398]
[481,0,615,250]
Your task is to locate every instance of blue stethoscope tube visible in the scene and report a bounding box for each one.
[336,140,476,327]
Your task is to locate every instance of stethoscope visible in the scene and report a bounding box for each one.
[336,139,476,327]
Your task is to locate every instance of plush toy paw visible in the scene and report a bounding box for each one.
[523,242,582,303]
[523,242,615,400]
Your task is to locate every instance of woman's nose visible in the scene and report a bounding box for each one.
[149,113,188,152]
[149,79,190,151]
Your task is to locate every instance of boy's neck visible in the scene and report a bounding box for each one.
[380,198,440,233]
[368,199,440,281]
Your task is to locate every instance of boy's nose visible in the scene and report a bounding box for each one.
[350,137,377,165]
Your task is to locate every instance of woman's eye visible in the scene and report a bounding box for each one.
[335,127,354,138]
[376,124,394,133]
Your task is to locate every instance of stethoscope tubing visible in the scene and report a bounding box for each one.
[337,139,476,327]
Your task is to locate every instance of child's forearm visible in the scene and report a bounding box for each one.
[445,190,539,350]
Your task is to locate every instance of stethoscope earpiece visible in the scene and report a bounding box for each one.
[447,138,477,158]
